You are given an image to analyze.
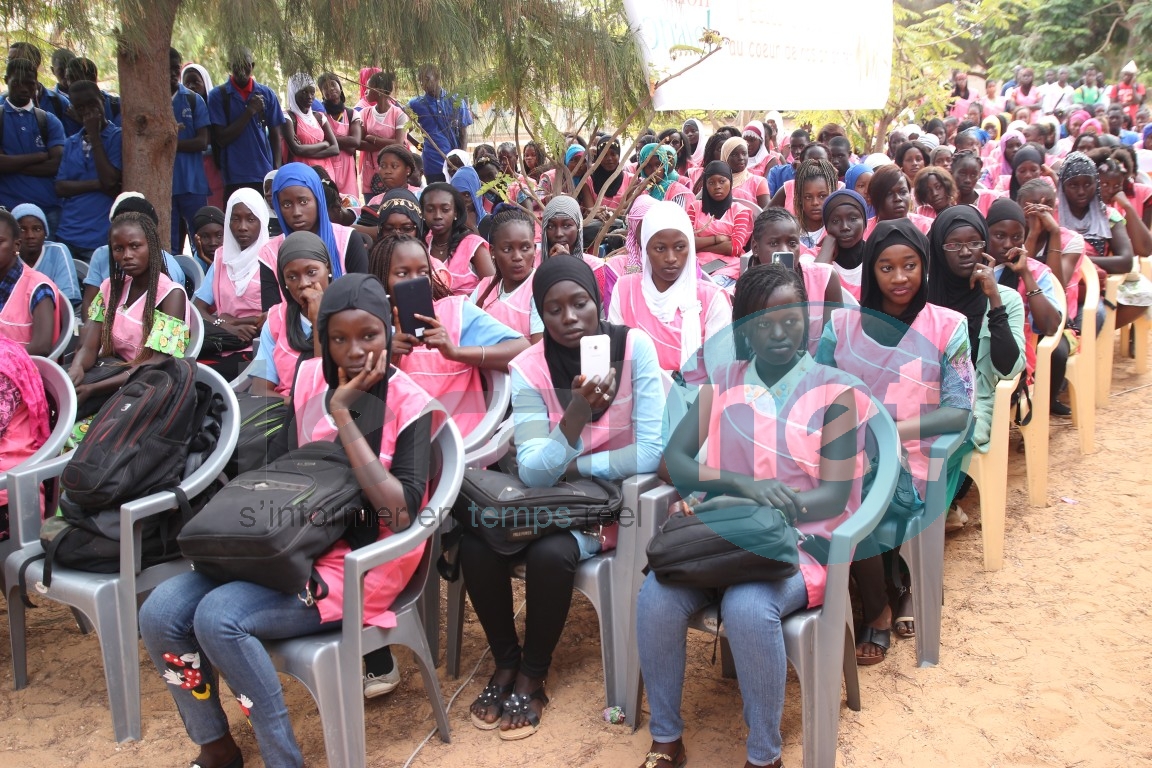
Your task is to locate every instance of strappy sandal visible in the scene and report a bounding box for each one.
[498,685,549,740]
[855,626,890,666]
[469,677,513,730]
[893,589,916,639]
[642,741,688,768]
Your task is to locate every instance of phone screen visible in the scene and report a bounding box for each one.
[392,277,436,338]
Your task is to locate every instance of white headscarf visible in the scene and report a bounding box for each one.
[221,188,270,296]
[863,153,891,170]
[442,148,472,180]
[179,63,213,94]
[743,120,771,169]
[764,111,784,144]
[287,72,319,129]
[685,118,707,166]
[640,201,702,369]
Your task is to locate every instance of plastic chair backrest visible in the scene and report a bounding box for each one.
[174,254,205,294]
[187,310,204,360]
[461,367,511,456]
[46,304,75,362]
[733,197,763,216]
[72,258,89,283]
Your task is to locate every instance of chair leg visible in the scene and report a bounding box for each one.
[314,644,361,768]
[905,515,945,668]
[800,637,843,768]
[1069,378,1095,455]
[445,576,467,679]
[392,611,452,743]
[842,621,860,712]
[7,581,30,690]
[980,463,1007,572]
[90,587,142,742]
[1134,318,1149,374]
[421,535,442,664]
[72,607,93,635]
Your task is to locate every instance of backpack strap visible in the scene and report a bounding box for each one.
[0,106,51,150]
[17,551,46,608]
[109,95,121,122]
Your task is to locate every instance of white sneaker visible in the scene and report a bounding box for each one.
[363,666,401,698]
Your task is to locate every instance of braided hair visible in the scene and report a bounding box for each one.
[102,212,171,364]
[368,234,452,301]
[752,207,800,246]
[475,207,537,308]
[731,264,808,361]
[793,159,839,221]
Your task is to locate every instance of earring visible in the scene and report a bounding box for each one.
[328,273,334,280]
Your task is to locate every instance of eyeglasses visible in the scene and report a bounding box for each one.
[941,241,985,253]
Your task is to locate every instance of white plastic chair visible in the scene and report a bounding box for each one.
[263,419,465,768]
[72,258,89,284]
[174,254,205,294]
[187,310,204,360]
[964,373,1020,571]
[3,364,240,742]
[1061,257,1099,454]
[45,302,76,362]
[623,401,901,768]
[460,368,512,457]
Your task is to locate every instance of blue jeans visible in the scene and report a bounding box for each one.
[139,571,338,768]
[636,571,808,766]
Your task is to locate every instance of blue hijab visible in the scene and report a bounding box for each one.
[843,164,876,218]
[272,162,343,278]
[451,167,488,222]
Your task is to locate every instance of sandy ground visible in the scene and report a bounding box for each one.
[2,346,1152,768]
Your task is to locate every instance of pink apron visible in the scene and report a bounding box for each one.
[474,272,536,339]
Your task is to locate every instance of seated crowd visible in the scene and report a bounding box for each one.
[2,43,1150,768]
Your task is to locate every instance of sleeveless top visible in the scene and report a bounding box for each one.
[265,302,309,398]
[210,253,263,319]
[258,224,355,279]
[0,264,62,347]
[289,112,339,185]
[99,273,188,362]
[326,109,360,199]
[611,273,728,373]
[429,232,488,296]
[359,104,408,195]
[293,359,445,627]
[474,272,535,339]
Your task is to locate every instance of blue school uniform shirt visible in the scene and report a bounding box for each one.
[767,163,795,196]
[31,241,82,307]
[0,99,67,211]
[172,84,211,196]
[208,79,286,186]
[408,89,473,171]
[102,91,122,127]
[84,246,185,292]
[54,123,123,250]
[37,86,80,135]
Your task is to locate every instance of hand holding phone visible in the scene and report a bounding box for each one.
[580,334,612,382]
[771,251,796,270]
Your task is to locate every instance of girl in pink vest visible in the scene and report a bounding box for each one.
[248,231,333,399]
[816,219,974,666]
[690,162,754,288]
[193,188,270,380]
[282,73,340,182]
[749,207,851,355]
[140,274,441,768]
[471,208,544,342]
[603,195,657,310]
[421,183,494,296]
[69,212,190,413]
[0,338,50,518]
[370,235,527,442]
[637,143,695,210]
[464,256,664,740]
[865,164,934,238]
[584,136,633,215]
[0,211,62,357]
[608,202,731,377]
[540,195,609,301]
[359,72,411,197]
[637,264,871,768]
[316,73,363,200]
[817,190,869,301]
[720,137,770,208]
[791,159,840,249]
[258,162,368,286]
[952,151,1005,217]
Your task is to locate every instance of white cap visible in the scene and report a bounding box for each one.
[1122,60,1139,75]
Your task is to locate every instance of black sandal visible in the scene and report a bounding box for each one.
[856,626,890,666]
[498,685,549,740]
[470,677,513,730]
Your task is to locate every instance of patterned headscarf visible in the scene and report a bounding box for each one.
[1057,151,1112,247]
[638,143,680,201]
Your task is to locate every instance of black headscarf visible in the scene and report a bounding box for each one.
[860,218,931,335]
[699,161,734,219]
[927,205,991,351]
[278,231,332,354]
[1009,144,1045,201]
[316,273,393,457]
[821,189,869,270]
[532,256,630,421]
[192,206,225,232]
[377,188,425,238]
[987,198,1028,292]
[590,137,624,199]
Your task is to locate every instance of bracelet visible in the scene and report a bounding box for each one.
[479,346,486,366]
[212,317,225,326]
[1026,288,1044,298]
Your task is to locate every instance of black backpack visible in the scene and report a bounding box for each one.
[61,358,203,509]
[226,392,293,477]
[177,441,373,598]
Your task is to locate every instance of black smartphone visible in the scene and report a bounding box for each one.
[392,276,436,339]
[771,251,796,270]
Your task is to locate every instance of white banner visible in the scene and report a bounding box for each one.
[624,0,894,111]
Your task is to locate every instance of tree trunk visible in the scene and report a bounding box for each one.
[116,0,182,250]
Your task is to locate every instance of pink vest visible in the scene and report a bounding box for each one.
[266,302,306,398]
[704,359,871,607]
[359,104,408,194]
[396,295,487,440]
[430,232,487,296]
[0,265,62,347]
[293,359,444,627]
[863,213,933,239]
[599,171,634,212]
[326,110,360,199]
[508,331,639,454]
[828,304,966,495]
[801,262,836,355]
[289,113,338,183]
[210,257,263,319]
[258,225,355,278]
[100,274,187,362]
[474,272,535,338]
[731,175,766,204]
[965,188,1005,217]
[612,273,727,372]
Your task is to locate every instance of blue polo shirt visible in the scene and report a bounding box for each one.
[767,163,795,196]
[54,123,123,250]
[208,79,286,186]
[0,99,67,211]
[103,91,122,128]
[38,86,80,135]
[172,84,211,196]
[408,89,473,170]
[85,245,184,291]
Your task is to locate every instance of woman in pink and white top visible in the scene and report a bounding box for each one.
[421,182,494,296]
[371,234,527,441]
[358,71,410,198]
[282,73,340,182]
[603,195,657,309]
[635,143,695,211]
[315,73,363,200]
[0,338,49,522]
[742,120,779,177]
[139,274,440,768]
[540,195,610,300]
[583,136,633,215]
[864,165,934,238]
[0,211,62,357]
[192,188,270,380]
[690,161,754,288]
[69,212,190,412]
[951,151,1005,217]
[720,137,771,208]
[608,201,731,377]
[472,208,544,342]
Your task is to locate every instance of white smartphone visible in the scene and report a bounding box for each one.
[580,334,612,382]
